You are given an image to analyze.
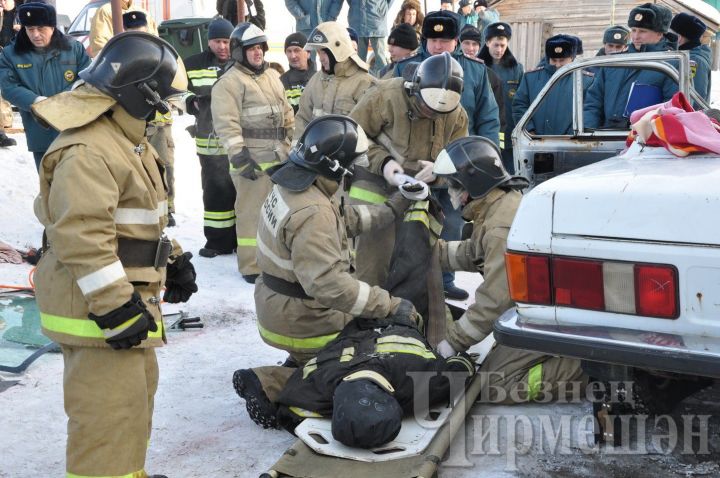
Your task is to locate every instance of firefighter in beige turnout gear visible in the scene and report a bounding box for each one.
[232,116,421,428]
[433,136,584,403]
[212,22,294,283]
[348,52,468,287]
[293,21,376,139]
[88,0,158,57]
[32,33,195,478]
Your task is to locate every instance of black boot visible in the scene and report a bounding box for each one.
[232,369,279,429]
[242,274,259,284]
[0,132,16,147]
[166,212,176,227]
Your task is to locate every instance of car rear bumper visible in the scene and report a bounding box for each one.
[493,309,720,379]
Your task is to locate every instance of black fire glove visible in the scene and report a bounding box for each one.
[230,147,261,180]
[88,292,157,350]
[163,252,198,303]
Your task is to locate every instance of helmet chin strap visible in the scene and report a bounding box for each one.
[325,156,353,177]
[137,81,170,115]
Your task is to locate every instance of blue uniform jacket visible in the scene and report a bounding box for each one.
[0,37,90,152]
[346,0,395,37]
[512,63,593,135]
[284,0,343,34]
[488,61,523,141]
[391,46,500,145]
[687,43,711,104]
[583,39,678,129]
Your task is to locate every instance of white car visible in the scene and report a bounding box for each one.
[493,52,718,442]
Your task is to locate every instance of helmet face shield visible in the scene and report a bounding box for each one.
[412,52,464,115]
[419,87,462,113]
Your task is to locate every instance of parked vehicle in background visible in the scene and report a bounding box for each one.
[494,51,717,445]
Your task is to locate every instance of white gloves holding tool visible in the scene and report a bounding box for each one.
[383,159,431,201]
[436,339,457,359]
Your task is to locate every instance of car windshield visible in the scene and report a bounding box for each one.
[67,1,107,35]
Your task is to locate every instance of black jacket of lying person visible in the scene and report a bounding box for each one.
[275,314,475,448]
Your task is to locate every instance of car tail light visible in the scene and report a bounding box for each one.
[505,252,551,305]
[505,252,679,319]
[553,258,604,310]
[635,264,678,319]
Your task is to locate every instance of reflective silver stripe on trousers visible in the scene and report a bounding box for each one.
[77,260,126,296]
[349,281,371,316]
[356,205,372,231]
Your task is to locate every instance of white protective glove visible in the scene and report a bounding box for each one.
[382,159,404,186]
[397,173,430,201]
[415,160,437,183]
[437,339,457,359]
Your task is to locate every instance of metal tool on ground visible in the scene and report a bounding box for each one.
[164,310,203,331]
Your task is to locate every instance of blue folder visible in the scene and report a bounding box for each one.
[624,82,663,118]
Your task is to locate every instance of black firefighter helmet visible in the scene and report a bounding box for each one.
[230,22,268,63]
[433,136,529,199]
[79,31,186,119]
[404,51,463,114]
[268,115,369,192]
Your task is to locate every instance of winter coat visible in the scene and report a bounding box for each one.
[483,53,523,143]
[584,39,678,129]
[0,34,91,152]
[211,61,294,169]
[88,0,157,57]
[32,84,171,348]
[293,58,375,139]
[184,49,229,155]
[216,0,265,28]
[275,315,474,426]
[0,7,17,48]
[513,62,592,135]
[284,0,343,34]
[346,0,395,38]
[439,188,521,352]
[392,0,423,39]
[348,77,468,204]
[458,8,479,26]
[280,60,316,114]
[477,8,500,42]
[391,46,500,144]
[254,177,407,355]
[685,42,711,104]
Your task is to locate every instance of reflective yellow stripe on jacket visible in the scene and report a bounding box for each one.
[187,68,219,88]
[41,312,164,340]
[348,186,386,204]
[195,136,227,155]
[257,322,339,351]
[67,470,146,478]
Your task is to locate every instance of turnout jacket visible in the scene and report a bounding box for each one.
[0,37,91,152]
[88,0,157,56]
[348,78,468,204]
[439,189,521,352]
[293,59,375,139]
[211,61,294,169]
[184,49,229,155]
[254,177,406,354]
[275,316,475,423]
[32,85,171,348]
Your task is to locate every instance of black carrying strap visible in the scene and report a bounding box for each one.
[243,127,287,140]
[117,237,172,269]
[261,272,313,300]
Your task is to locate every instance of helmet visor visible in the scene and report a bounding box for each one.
[419,88,461,114]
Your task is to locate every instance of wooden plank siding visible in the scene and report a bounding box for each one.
[493,0,719,68]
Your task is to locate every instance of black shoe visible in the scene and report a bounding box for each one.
[166,213,176,227]
[242,274,259,284]
[0,133,15,147]
[444,283,469,301]
[199,247,233,258]
[232,369,279,429]
[148,475,168,478]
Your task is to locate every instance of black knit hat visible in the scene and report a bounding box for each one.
[122,11,147,30]
[459,25,482,44]
[17,2,56,28]
[459,0,471,7]
[422,10,461,39]
[388,23,419,50]
[474,0,488,7]
[670,12,706,42]
[207,18,233,40]
[284,31,307,50]
[603,25,630,45]
[628,3,672,33]
[545,34,577,59]
[484,21,512,40]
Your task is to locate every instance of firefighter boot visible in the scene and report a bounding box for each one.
[233,368,279,429]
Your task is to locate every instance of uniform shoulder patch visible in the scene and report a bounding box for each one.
[261,186,290,237]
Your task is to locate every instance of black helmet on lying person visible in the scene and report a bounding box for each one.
[230,22,268,70]
[268,115,370,192]
[78,31,187,119]
[433,135,528,208]
[403,51,463,118]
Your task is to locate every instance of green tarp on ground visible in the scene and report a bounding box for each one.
[0,291,53,372]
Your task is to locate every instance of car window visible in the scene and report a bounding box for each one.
[68,4,103,35]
